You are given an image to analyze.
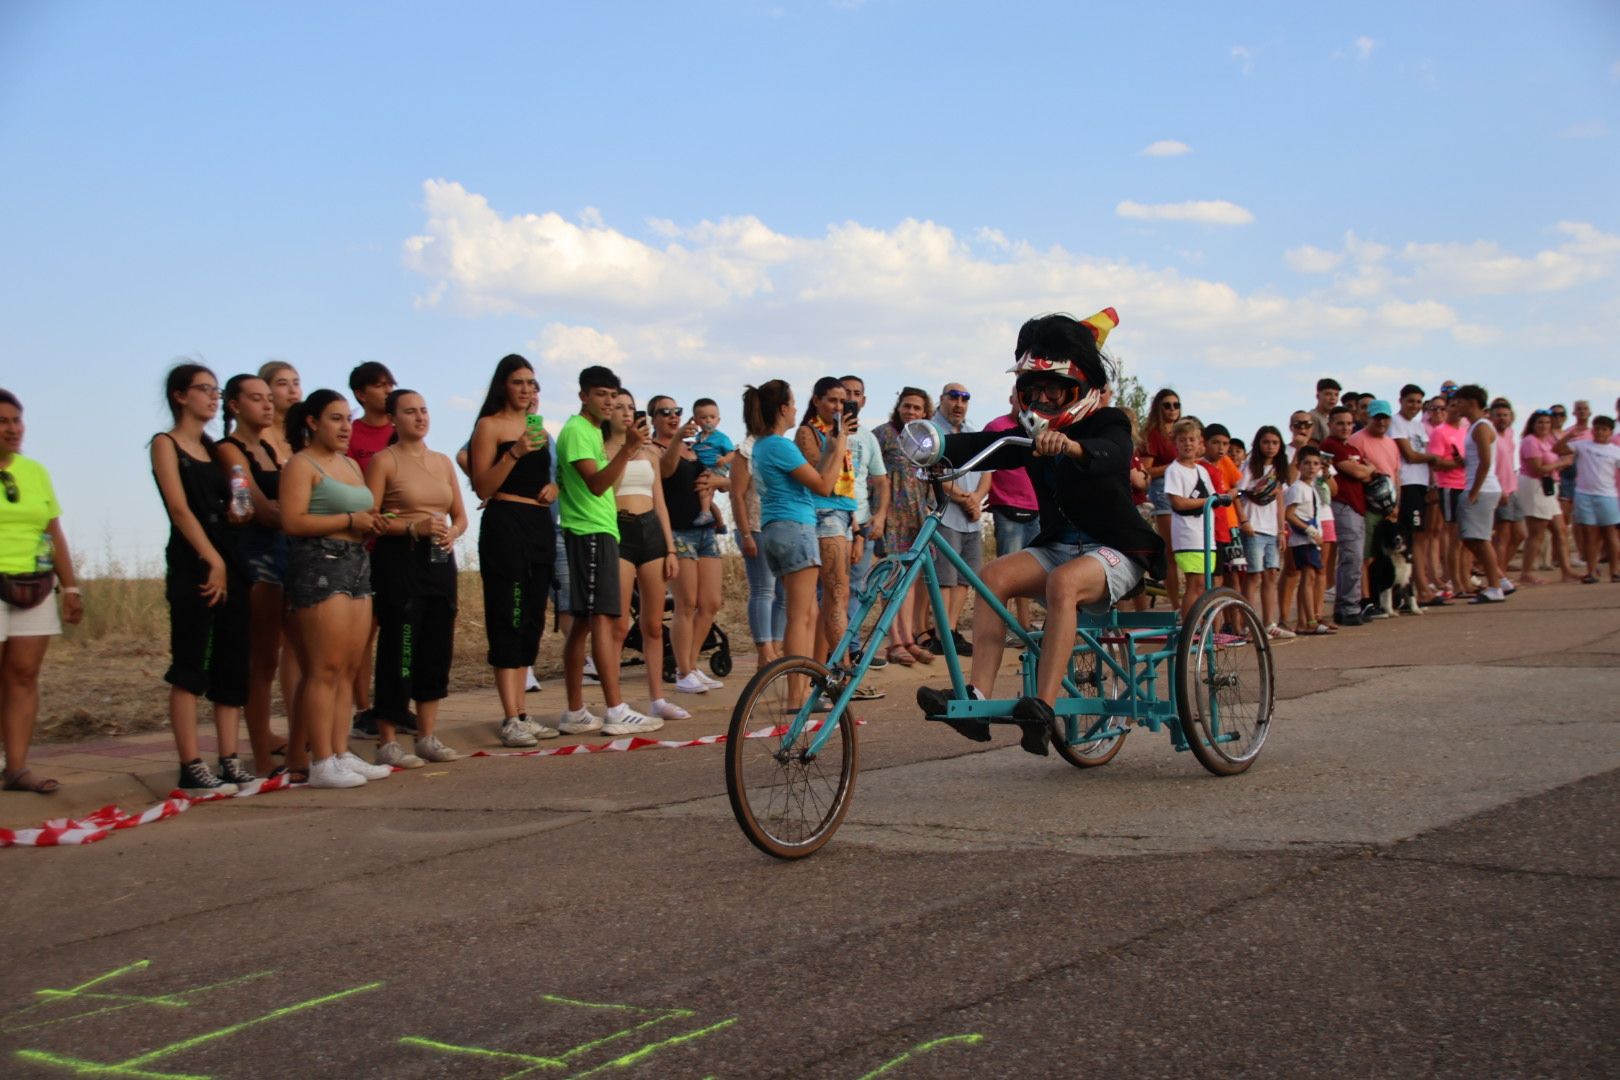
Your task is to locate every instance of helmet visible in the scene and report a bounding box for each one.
[1009,307,1116,437]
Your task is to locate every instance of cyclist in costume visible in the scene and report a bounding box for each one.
[917,309,1165,755]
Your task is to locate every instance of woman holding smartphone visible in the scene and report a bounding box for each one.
[469,354,558,747]
[795,377,860,668]
[218,372,299,776]
[603,391,686,720]
[279,388,391,789]
[150,363,254,794]
[365,389,467,766]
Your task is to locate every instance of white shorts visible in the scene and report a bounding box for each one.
[0,596,62,642]
[1517,474,1559,520]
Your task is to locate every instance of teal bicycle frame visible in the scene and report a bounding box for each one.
[781,469,1229,760]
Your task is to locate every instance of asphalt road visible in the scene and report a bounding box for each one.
[3,584,1617,1078]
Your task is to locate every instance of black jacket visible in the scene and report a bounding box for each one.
[941,407,1165,579]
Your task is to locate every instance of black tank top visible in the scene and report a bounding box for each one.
[153,433,233,561]
[661,449,703,530]
[220,435,281,501]
[493,441,553,499]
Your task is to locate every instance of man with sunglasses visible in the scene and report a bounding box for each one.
[920,383,990,658]
[916,309,1163,756]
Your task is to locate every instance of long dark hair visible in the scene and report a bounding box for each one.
[1149,387,1179,433]
[799,376,845,427]
[1248,424,1292,484]
[743,381,792,438]
[163,362,216,448]
[287,388,346,452]
[887,387,932,430]
[0,389,20,412]
[221,373,265,438]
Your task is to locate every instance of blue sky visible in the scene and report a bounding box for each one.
[2,1,1616,568]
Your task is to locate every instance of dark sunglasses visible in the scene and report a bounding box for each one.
[0,470,15,503]
[1162,402,1181,411]
[943,390,971,401]
[1550,410,1567,417]
[1290,420,1313,429]
[654,407,683,418]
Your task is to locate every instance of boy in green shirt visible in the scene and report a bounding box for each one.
[555,365,663,736]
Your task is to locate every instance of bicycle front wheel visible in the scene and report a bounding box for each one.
[725,655,859,859]
[1175,588,1273,776]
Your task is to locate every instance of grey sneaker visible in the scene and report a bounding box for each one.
[339,750,393,780]
[217,754,257,786]
[601,705,664,737]
[519,714,561,739]
[413,735,461,762]
[558,708,604,735]
[375,741,425,769]
[500,718,539,747]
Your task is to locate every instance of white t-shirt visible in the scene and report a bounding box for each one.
[1572,439,1620,497]
[848,427,887,525]
[1284,480,1320,548]
[1164,459,1213,553]
[1238,465,1285,536]
[1388,413,1431,487]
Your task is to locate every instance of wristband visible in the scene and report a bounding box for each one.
[345,511,353,531]
[62,586,82,596]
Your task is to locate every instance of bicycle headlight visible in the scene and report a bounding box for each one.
[899,418,946,466]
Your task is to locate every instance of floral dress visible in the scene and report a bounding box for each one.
[874,423,933,554]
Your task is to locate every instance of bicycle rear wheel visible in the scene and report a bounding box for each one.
[1174,588,1273,776]
[725,656,859,859]
[1052,641,1130,768]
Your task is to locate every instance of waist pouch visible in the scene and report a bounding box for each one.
[990,506,1039,523]
[0,571,56,610]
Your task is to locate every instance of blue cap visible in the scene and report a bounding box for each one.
[1368,399,1393,418]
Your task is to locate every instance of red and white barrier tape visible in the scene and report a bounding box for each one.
[1,720,844,848]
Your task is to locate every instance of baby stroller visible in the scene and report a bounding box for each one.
[621,584,733,682]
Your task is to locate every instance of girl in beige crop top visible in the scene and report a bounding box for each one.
[365,392,468,549]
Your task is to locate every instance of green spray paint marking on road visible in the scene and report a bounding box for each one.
[14,981,383,1078]
[3,962,274,1034]
[855,1034,985,1079]
[564,1017,738,1079]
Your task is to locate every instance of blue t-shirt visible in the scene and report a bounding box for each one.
[752,434,816,526]
[692,428,736,470]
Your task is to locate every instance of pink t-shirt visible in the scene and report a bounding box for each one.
[1519,433,1559,478]
[1347,429,1401,485]
[983,414,1040,512]
[1493,427,1517,492]
[1429,422,1466,490]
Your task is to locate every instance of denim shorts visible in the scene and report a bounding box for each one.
[1240,532,1281,572]
[286,537,371,609]
[1574,491,1620,527]
[672,525,721,560]
[1494,492,1525,523]
[814,507,853,541]
[991,509,1041,555]
[762,519,820,576]
[237,524,288,587]
[1148,475,1171,517]
[1027,541,1144,614]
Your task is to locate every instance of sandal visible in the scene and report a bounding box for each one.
[2,768,61,794]
[885,645,916,666]
[905,642,937,664]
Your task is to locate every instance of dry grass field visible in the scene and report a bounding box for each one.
[38,559,756,742]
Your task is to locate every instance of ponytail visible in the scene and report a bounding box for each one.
[287,388,346,453]
[743,380,792,438]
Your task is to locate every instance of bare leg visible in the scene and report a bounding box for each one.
[671,557,698,675]
[691,556,724,671]
[1035,558,1110,706]
[494,668,526,718]
[815,537,850,664]
[966,551,1047,699]
[1,636,52,778]
[635,560,669,702]
[590,613,623,707]
[1155,513,1179,607]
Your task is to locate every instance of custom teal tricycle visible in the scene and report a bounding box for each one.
[725,422,1274,859]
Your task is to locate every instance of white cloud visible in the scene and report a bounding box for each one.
[1450,323,1501,346]
[1141,140,1192,157]
[1399,222,1620,295]
[1558,120,1608,139]
[533,323,627,367]
[1206,344,1314,370]
[1611,59,1620,82]
[1285,245,1344,274]
[1353,36,1377,60]
[1230,45,1256,75]
[1115,199,1255,226]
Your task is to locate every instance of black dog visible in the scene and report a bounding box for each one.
[1368,518,1423,618]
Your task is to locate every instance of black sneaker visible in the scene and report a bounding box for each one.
[397,710,419,736]
[1335,610,1364,627]
[851,647,889,670]
[217,754,257,786]
[178,758,238,797]
[916,686,991,743]
[350,709,379,739]
[1010,697,1054,756]
[951,630,974,657]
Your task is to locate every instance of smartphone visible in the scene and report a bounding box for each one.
[634,410,647,425]
[525,413,547,446]
[844,401,860,421]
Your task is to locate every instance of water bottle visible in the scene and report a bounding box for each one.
[229,465,252,518]
[429,514,450,564]
[35,532,54,573]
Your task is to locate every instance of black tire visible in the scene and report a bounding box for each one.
[1051,641,1130,768]
[710,648,733,678]
[725,655,858,859]
[1174,588,1272,776]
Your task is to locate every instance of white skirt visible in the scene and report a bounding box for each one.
[1518,473,1559,520]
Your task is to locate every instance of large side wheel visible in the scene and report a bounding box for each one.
[1052,642,1130,768]
[725,655,858,859]
[1174,588,1273,776]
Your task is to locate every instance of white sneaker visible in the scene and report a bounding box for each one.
[557,708,604,735]
[516,714,560,739]
[413,735,461,762]
[649,698,690,721]
[499,718,539,747]
[339,751,393,780]
[674,672,709,694]
[524,668,542,692]
[375,741,425,769]
[696,670,725,690]
[601,704,664,736]
[308,756,366,789]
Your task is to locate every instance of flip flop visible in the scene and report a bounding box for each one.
[2,768,61,794]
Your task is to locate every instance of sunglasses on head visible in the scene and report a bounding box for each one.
[654,407,683,418]
[0,470,15,503]
[943,390,971,401]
